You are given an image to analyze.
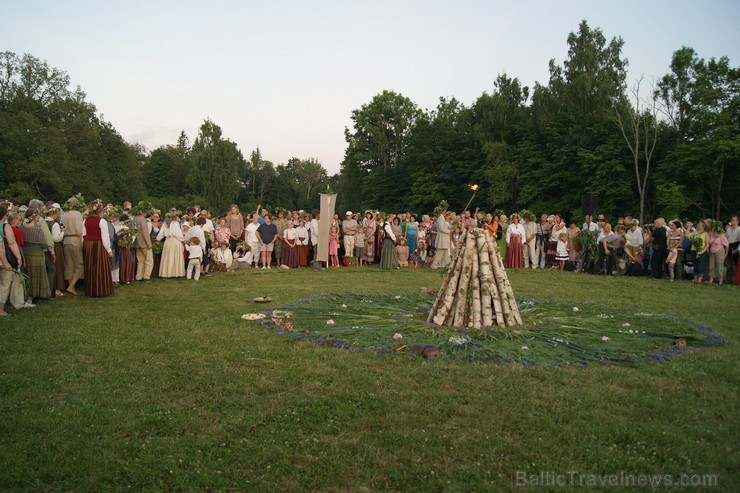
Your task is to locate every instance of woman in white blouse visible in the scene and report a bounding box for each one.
[294,220,310,267]
[504,214,526,268]
[156,210,185,278]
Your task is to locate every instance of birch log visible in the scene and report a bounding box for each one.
[427,228,521,328]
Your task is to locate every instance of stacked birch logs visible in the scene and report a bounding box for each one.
[427,228,523,328]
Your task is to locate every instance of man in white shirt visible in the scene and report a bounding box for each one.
[725,216,739,282]
[310,210,320,262]
[522,213,538,269]
[342,211,358,258]
[245,214,260,268]
[582,214,599,232]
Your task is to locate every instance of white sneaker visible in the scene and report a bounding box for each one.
[20,302,36,308]
[261,267,266,270]
[267,266,271,269]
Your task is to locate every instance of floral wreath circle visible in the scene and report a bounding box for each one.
[243,290,725,367]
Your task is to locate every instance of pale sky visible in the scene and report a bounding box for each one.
[3,0,738,175]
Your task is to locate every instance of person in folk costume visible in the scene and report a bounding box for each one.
[117,213,136,285]
[20,207,52,301]
[149,210,162,279]
[504,213,525,269]
[430,202,451,270]
[294,219,310,267]
[61,195,85,295]
[105,206,122,285]
[132,201,153,281]
[156,209,185,278]
[283,221,298,268]
[0,207,27,310]
[379,214,399,270]
[45,204,66,296]
[82,200,114,297]
[362,211,377,264]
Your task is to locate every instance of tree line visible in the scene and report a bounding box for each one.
[1,20,737,221]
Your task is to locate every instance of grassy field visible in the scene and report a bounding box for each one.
[0,266,737,492]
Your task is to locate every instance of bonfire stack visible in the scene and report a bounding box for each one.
[427,228,522,328]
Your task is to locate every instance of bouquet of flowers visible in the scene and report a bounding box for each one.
[152,241,163,256]
[575,229,599,269]
[690,235,704,252]
[118,221,139,248]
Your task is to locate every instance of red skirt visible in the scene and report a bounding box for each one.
[83,239,113,297]
[284,244,298,268]
[119,248,135,284]
[296,243,309,266]
[505,235,524,269]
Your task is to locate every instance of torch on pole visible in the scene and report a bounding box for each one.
[462,184,480,213]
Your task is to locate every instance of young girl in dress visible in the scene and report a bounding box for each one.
[328,225,339,268]
[555,232,569,271]
[354,229,366,266]
[396,237,410,267]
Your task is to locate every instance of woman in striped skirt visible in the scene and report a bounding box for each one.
[83,200,113,297]
[21,208,52,300]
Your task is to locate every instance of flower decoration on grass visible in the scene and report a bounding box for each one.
[241,313,266,320]
[251,291,725,367]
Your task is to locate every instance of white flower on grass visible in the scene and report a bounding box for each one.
[572,307,580,312]
[448,335,470,345]
[394,295,401,299]
[340,304,347,308]
[325,319,335,325]
[521,346,529,350]
[601,336,610,342]
[622,322,631,327]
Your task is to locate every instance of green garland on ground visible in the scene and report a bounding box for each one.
[245,291,725,367]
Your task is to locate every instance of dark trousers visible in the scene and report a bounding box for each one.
[651,247,666,278]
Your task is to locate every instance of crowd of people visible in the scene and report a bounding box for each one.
[1,195,738,316]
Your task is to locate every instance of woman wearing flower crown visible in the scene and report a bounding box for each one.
[156,209,185,278]
[82,200,113,297]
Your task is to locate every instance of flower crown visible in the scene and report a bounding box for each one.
[62,193,87,212]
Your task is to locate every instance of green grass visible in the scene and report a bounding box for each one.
[0,267,737,492]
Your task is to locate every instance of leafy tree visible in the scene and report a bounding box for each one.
[613,78,660,225]
[343,90,421,210]
[187,119,244,213]
[655,50,739,219]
